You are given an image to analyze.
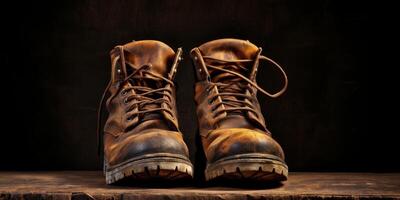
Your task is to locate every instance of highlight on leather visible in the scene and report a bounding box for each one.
[98,40,193,184]
[191,38,289,182]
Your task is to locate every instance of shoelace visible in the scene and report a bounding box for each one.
[96,64,174,154]
[202,55,288,121]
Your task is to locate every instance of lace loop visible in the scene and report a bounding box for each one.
[204,55,288,98]
[202,55,288,121]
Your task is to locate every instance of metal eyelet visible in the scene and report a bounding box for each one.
[211,106,216,112]
[208,98,213,104]
[126,117,132,121]
[123,98,129,104]
[121,90,127,96]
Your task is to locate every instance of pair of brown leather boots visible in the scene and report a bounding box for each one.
[98,38,288,184]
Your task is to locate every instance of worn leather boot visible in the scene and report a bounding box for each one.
[190,38,289,182]
[98,40,193,184]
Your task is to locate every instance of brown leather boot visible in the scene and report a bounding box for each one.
[190,38,289,182]
[98,40,193,184]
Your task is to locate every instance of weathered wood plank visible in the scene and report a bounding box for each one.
[0,172,399,199]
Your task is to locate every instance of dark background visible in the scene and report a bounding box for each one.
[2,0,392,174]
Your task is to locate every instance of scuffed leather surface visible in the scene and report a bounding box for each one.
[202,128,285,163]
[105,128,189,166]
[192,38,286,164]
[103,40,190,168]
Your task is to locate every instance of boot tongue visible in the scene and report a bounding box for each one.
[121,40,176,129]
[123,40,175,77]
[198,39,261,128]
[198,38,259,82]
[198,38,258,59]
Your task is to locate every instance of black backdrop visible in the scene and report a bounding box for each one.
[2,0,393,174]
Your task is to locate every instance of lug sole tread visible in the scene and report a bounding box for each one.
[105,156,193,184]
[205,156,288,182]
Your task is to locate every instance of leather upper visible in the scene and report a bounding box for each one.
[103,40,190,167]
[191,38,286,163]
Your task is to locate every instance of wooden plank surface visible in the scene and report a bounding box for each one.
[0,171,399,199]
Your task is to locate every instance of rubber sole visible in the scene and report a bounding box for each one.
[205,153,288,182]
[104,153,193,184]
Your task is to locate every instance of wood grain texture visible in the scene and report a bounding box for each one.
[0,171,399,199]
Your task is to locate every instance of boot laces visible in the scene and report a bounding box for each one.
[203,55,288,121]
[96,64,175,154]
[121,64,174,121]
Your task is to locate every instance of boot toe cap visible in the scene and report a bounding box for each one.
[106,130,190,166]
[205,128,285,163]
